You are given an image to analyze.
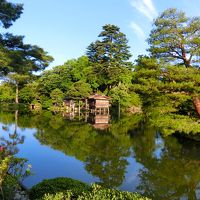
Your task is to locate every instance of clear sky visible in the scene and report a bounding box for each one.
[7,0,200,69]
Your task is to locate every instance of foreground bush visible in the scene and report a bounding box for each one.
[1,174,20,200]
[29,177,91,200]
[42,184,150,200]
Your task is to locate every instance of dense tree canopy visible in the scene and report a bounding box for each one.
[148,8,200,67]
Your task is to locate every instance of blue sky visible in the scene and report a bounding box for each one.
[8,0,200,69]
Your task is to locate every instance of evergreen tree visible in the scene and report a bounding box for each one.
[0,1,53,76]
[86,24,132,91]
[0,0,23,29]
[148,8,200,67]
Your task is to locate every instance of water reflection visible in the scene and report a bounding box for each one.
[0,110,200,199]
[131,125,200,200]
[0,110,24,155]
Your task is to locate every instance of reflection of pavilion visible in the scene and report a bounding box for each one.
[88,94,110,130]
[62,94,111,129]
[88,113,110,130]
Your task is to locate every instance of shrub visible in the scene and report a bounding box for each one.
[1,174,20,200]
[41,184,151,200]
[29,177,91,200]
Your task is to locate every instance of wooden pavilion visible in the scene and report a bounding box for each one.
[88,94,111,114]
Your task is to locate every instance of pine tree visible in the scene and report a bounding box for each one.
[86,24,132,91]
[148,8,200,67]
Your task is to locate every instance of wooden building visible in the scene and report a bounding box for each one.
[88,94,110,114]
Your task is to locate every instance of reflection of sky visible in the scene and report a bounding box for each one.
[153,134,164,160]
[119,154,143,192]
[0,123,98,188]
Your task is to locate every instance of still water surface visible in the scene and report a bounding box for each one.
[0,110,200,200]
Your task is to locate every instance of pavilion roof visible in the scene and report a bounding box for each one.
[88,94,110,100]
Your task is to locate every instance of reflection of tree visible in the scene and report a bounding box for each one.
[33,112,143,188]
[85,134,131,187]
[0,110,24,155]
[130,123,157,164]
[2,110,200,199]
[0,110,29,200]
[35,121,133,187]
[133,131,200,200]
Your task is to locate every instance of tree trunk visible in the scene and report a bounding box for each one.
[15,84,19,104]
[181,44,191,67]
[193,96,200,115]
[184,59,191,68]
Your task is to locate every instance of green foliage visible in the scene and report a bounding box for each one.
[50,88,64,105]
[29,177,91,200]
[1,174,19,200]
[67,80,92,98]
[109,84,141,108]
[148,8,200,67]
[0,45,11,75]
[39,95,53,109]
[0,0,23,29]
[42,192,72,200]
[0,156,11,189]
[41,184,150,200]
[0,33,53,73]
[0,84,14,102]
[87,24,133,90]
[150,113,200,136]
[38,56,94,96]
[19,82,39,104]
[132,55,200,136]
[79,184,150,200]
[0,1,53,76]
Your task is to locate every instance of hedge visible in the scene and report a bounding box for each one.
[29,177,91,200]
[42,184,151,200]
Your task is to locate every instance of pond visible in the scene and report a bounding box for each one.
[0,109,200,200]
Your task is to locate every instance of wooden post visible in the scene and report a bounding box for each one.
[78,100,80,120]
[85,112,88,122]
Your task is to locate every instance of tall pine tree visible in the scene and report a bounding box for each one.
[86,24,132,91]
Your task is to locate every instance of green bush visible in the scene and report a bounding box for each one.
[29,177,91,200]
[1,174,20,200]
[78,184,149,200]
[42,192,72,200]
[41,184,150,200]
